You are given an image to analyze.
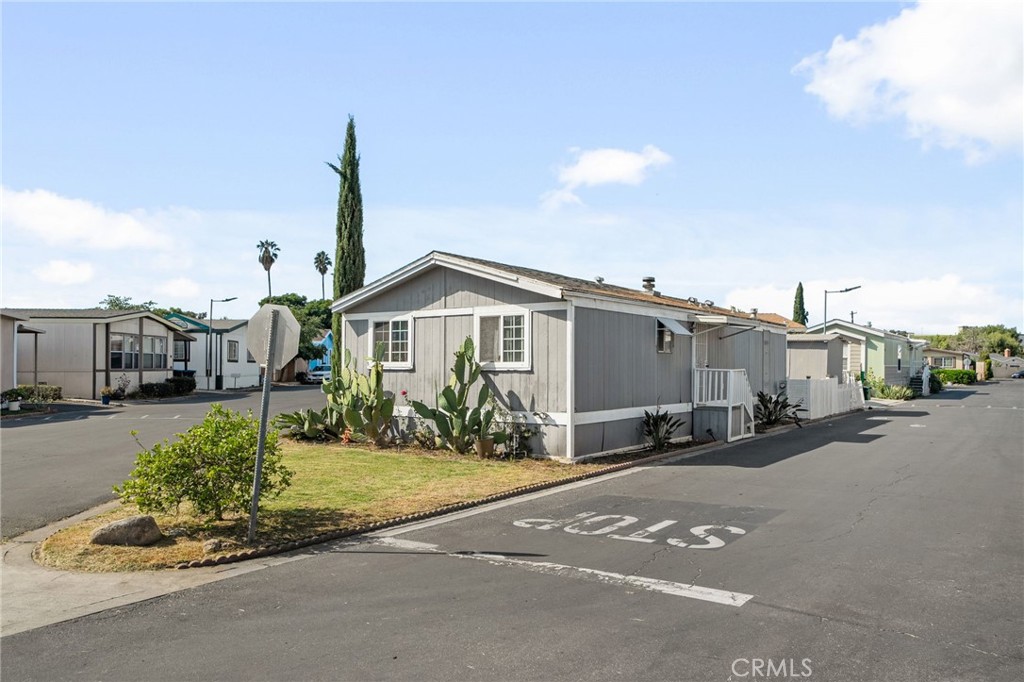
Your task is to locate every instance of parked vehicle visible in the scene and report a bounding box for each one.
[306,366,331,383]
[1011,371,1023,379]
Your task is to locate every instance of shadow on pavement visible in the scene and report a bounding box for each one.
[664,409,909,469]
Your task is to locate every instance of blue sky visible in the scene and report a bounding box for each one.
[3,1,1021,333]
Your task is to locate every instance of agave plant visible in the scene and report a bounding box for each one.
[755,391,806,429]
[641,408,685,451]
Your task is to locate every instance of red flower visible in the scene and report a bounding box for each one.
[400,390,407,396]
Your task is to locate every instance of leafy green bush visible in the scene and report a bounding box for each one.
[115,404,292,520]
[755,391,806,428]
[984,359,993,380]
[166,376,196,395]
[927,373,943,394]
[934,369,977,385]
[18,384,62,401]
[641,409,685,451]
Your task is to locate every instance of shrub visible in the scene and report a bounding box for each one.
[166,376,196,396]
[273,406,344,441]
[755,391,806,428]
[115,403,292,520]
[934,369,976,385]
[138,382,174,399]
[928,373,943,394]
[18,384,62,401]
[641,408,685,451]
[984,359,993,380]
[876,384,915,400]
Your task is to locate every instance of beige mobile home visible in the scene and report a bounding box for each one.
[10,309,194,399]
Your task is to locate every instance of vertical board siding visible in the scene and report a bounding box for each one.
[705,326,787,396]
[574,308,691,413]
[349,267,560,314]
[342,306,569,455]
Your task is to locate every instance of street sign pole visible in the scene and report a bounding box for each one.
[247,309,279,545]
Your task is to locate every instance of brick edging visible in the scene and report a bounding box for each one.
[174,446,703,570]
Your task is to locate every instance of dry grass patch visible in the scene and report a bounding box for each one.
[37,440,627,572]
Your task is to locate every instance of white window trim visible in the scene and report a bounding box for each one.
[474,307,532,371]
[368,315,414,370]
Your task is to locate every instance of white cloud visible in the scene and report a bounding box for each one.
[542,144,672,209]
[1,186,174,250]
[155,277,202,299]
[795,0,1023,163]
[725,275,1021,335]
[31,260,95,285]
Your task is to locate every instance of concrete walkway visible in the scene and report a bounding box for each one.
[0,503,302,637]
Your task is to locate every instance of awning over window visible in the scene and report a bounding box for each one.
[657,317,692,336]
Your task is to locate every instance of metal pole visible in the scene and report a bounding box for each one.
[823,291,827,334]
[247,309,279,545]
[207,299,214,390]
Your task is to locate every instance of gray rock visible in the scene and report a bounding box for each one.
[89,515,162,546]
[202,538,238,554]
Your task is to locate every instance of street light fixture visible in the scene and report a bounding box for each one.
[823,286,860,333]
[207,296,237,389]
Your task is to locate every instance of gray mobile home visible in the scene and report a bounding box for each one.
[333,252,787,460]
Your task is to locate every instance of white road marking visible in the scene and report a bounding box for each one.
[173,415,181,419]
[866,417,890,421]
[140,415,149,419]
[369,537,753,607]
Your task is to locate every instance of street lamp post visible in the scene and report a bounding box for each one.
[207,296,237,389]
[823,286,861,333]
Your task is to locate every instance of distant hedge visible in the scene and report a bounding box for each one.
[934,369,977,385]
[18,384,62,401]
[167,376,197,396]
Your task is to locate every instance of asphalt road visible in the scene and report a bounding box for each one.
[0,385,326,540]
[2,382,1021,681]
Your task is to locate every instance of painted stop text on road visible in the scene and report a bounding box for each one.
[514,512,748,549]
[510,496,782,551]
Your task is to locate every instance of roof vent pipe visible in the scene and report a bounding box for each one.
[642,277,656,292]
[595,276,605,284]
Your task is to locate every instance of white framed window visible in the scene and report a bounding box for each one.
[227,340,239,363]
[110,333,139,369]
[142,336,167,369]
[173,340,189,362]
[369,317,413,370]
[656,321,673,353]
[476,310,530,370]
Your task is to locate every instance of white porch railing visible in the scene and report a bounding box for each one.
[694,368,755,441]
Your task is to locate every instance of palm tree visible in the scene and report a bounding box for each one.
[257,240,280,298]
[313,251,332,300]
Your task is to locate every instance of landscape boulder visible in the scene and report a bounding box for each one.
[89,515,163,546]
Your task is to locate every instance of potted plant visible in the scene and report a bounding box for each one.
[2,388,25,412]
[100,386,114,405]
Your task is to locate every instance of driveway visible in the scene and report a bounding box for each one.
[0,385,325,540]
[2,382,1020,681]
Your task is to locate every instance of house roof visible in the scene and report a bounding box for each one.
[6,308,196,340]
[755,313,805,330]
[924,347,964,357]
[164,312,248,333]
[335,251,786,329]
[787,333,842,343]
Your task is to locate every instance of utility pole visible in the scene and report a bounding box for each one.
[850,311,857,323]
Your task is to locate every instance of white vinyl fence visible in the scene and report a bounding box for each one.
[786,378,865,420]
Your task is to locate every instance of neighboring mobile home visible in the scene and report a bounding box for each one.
[805,320,927,386]
[332,252,787,460]
[10,309,193,399]
[786,333,847,381]
[924,347,968,370]
[165,314,261,390]
[1,309,46,392]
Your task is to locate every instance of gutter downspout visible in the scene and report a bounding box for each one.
[11,322,18,389]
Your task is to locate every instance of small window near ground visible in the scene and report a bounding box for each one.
[227,340,239,362]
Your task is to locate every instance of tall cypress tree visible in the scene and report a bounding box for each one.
[327,115,365,372]
[793,282,809,326]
